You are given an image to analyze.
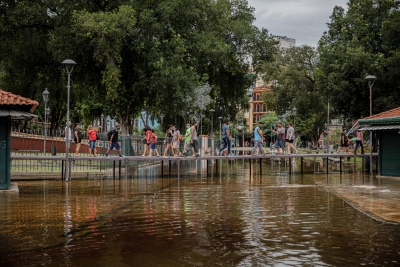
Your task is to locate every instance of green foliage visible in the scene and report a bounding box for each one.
[259,112,279,134]
[0,0,276,134]
[318,0,400,119]
[260,45,326,141]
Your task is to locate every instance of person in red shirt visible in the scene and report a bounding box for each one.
[87,125,98,157]
[141,125,152,157]
[148,129,160,157]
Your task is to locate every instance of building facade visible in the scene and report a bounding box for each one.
[245,85,271,132]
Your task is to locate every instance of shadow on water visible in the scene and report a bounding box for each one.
[1,158,400,266]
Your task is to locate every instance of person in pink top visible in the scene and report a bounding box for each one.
[354,129,364,154]
[87,125,98,157]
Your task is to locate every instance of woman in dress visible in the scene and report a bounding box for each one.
[172,126,182,156]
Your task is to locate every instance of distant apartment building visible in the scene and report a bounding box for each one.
[244,36,295,132]
[274,36,296,49]
[245,84,272,132]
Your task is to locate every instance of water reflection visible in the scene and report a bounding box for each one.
[0,159,399,266]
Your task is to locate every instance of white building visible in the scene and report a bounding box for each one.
[274,36,296,49]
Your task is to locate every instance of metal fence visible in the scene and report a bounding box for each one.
[10,129,218,174]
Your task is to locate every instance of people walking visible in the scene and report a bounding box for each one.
[218,120,232,156]
[87,125,98,157]
[272,123,285,154]
[163,125,175,157]
[182,123,194,156]
[189,121,200,157]
[73,123,83,156]
[172,126,182,156]
[336,128,349,153]
[141,125,151,157]
[286,122,298,154]
[148,129,160,157]
[354,129,364,154]
[104,124,124,158]
[251,121,266,156]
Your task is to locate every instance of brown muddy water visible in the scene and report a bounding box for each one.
[1,159,400,266]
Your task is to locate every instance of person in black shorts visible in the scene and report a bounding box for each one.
[73,123,83,156]
[105,124,124,158]
[163,125,175,157]
[336,127,349,153]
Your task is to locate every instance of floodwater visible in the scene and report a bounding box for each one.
[1,159,400,266]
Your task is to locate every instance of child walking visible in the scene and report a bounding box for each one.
[148,129,160,157]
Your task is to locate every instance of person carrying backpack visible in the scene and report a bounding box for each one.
[104,124,124,158]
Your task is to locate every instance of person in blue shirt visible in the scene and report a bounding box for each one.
[251,121,266,156]
[218,120,233,156]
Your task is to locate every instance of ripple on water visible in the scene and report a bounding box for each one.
[0,171,400,266]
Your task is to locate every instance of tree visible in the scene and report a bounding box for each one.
[318,0,400,120]
[260,45,327,141]
[0,0,276,133]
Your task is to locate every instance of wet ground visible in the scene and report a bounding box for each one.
[1,159,400,266]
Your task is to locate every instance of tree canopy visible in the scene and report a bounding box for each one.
[0,0,276,133]
[318,0,400,119]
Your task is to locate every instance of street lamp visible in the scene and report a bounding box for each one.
[218,116,222,150]
[365,75,376,174]
[62,59,77,182]
[101,113,104,133]
[292,106,297,128]
[210,109,215,155]
[42,88,50,156]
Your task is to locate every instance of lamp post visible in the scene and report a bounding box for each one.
[42,88,50,156]
[292,106,297,128]
[324,123,328,153]
[218,116,222,150]
[101,113,104,133]
[210,109,215,155]
[365,75,376,174]
[62,59,77,182]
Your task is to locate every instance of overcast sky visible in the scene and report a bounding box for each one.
[248,0,348,47]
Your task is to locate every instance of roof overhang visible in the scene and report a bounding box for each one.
[359,117,400,125]
[358,125,400,131]
[0,108,38,121]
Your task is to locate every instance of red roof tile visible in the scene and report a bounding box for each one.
[0,89,39,113]
[362,107,400,120]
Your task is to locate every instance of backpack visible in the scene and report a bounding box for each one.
[107,130,113,140]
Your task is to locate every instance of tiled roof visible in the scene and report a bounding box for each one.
[0,89,39,113]
[362,107,400,120]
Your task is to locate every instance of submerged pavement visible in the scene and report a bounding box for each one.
[322,176,400,224]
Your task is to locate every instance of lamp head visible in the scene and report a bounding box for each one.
[42,88,50,103]
[292,106,297,116]
[364,75,376,81]
[62,59,77,65]
[62,59,77,73]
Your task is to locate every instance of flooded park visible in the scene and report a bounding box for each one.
[1,158,400,266]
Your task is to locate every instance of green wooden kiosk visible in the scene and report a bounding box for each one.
[358,107,400,178]
[0,89,38,190]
